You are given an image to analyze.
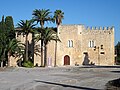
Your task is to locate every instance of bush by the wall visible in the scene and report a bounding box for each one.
[23,61,34,68]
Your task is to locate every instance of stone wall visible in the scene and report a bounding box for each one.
[57,24,115,66]
[10,24,115,67]
[82,26,114,65]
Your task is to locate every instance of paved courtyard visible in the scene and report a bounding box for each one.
[0,66,120,90]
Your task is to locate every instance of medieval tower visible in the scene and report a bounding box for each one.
[54,24,115,66]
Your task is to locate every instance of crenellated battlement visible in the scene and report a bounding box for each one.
[59,24,114,35]
[59,24,114,31]
[85,26,114,30]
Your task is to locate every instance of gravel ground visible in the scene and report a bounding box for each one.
[0,68,5,72]
[0,66,120,90]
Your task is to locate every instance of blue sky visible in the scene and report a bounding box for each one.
[0,0,120,45]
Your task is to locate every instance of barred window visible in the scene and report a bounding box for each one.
[89,40,95,48]
[68,40,73,47]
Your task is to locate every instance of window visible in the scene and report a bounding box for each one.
[83,52,88,54]
[101,45,103,49]
[89,41,91,47]
[89,40,95,48]
[101,52,105,54]
[68,40,73,47]
[92,41,94,47]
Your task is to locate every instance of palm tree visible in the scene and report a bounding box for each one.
[54,10,64,66]
[17,20,36,61]
[32,9,54,66]
[54,10,64,27]
[35,28,60,67]
[6,39,24,67]
[0,31,24,67]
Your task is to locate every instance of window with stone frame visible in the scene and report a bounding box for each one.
[89,40,95,48]
[68,40,73,47]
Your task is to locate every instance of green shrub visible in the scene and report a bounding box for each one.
[23,61,34,68]
[116,56,120,65]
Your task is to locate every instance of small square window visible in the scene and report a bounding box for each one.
[101,52,105,54]
[83,52,88,54]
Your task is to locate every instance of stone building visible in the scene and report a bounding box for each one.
[11,24,115,67]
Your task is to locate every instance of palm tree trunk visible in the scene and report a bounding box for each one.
[7,52,10,67]
[32,32,34,64]
[41,39,43,66]
[40,23,44,67]
[44,44,47,67]
[1,61,3,67]
[54,25,58,67]
[54,41,57,67]
[1,52,5,67]
[25,34,28,61]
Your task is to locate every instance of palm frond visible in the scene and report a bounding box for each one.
[32,9,54,27]
[54,10,64,26]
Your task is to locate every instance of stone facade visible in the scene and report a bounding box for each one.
[11,24,115,67]
[55,25,114,66]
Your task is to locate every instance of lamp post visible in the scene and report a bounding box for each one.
[94,46,100,65]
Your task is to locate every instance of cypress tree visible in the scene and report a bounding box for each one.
[5,16,15,39]
[0,16,7,67]
[0,16,15,67]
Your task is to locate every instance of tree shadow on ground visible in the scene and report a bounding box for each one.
[79,65,120,69]
[110,71,120,73]
[82,53,90,65]
[34,80,100,90]
[105,78,120,90]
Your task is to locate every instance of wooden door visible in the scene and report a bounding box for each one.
[64,55,70,65]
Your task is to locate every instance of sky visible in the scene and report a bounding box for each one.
[0,0,120,45]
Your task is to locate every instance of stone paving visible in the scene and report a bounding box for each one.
[0,66,120,90]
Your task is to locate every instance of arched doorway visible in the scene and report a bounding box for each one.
[64,55,70,65]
